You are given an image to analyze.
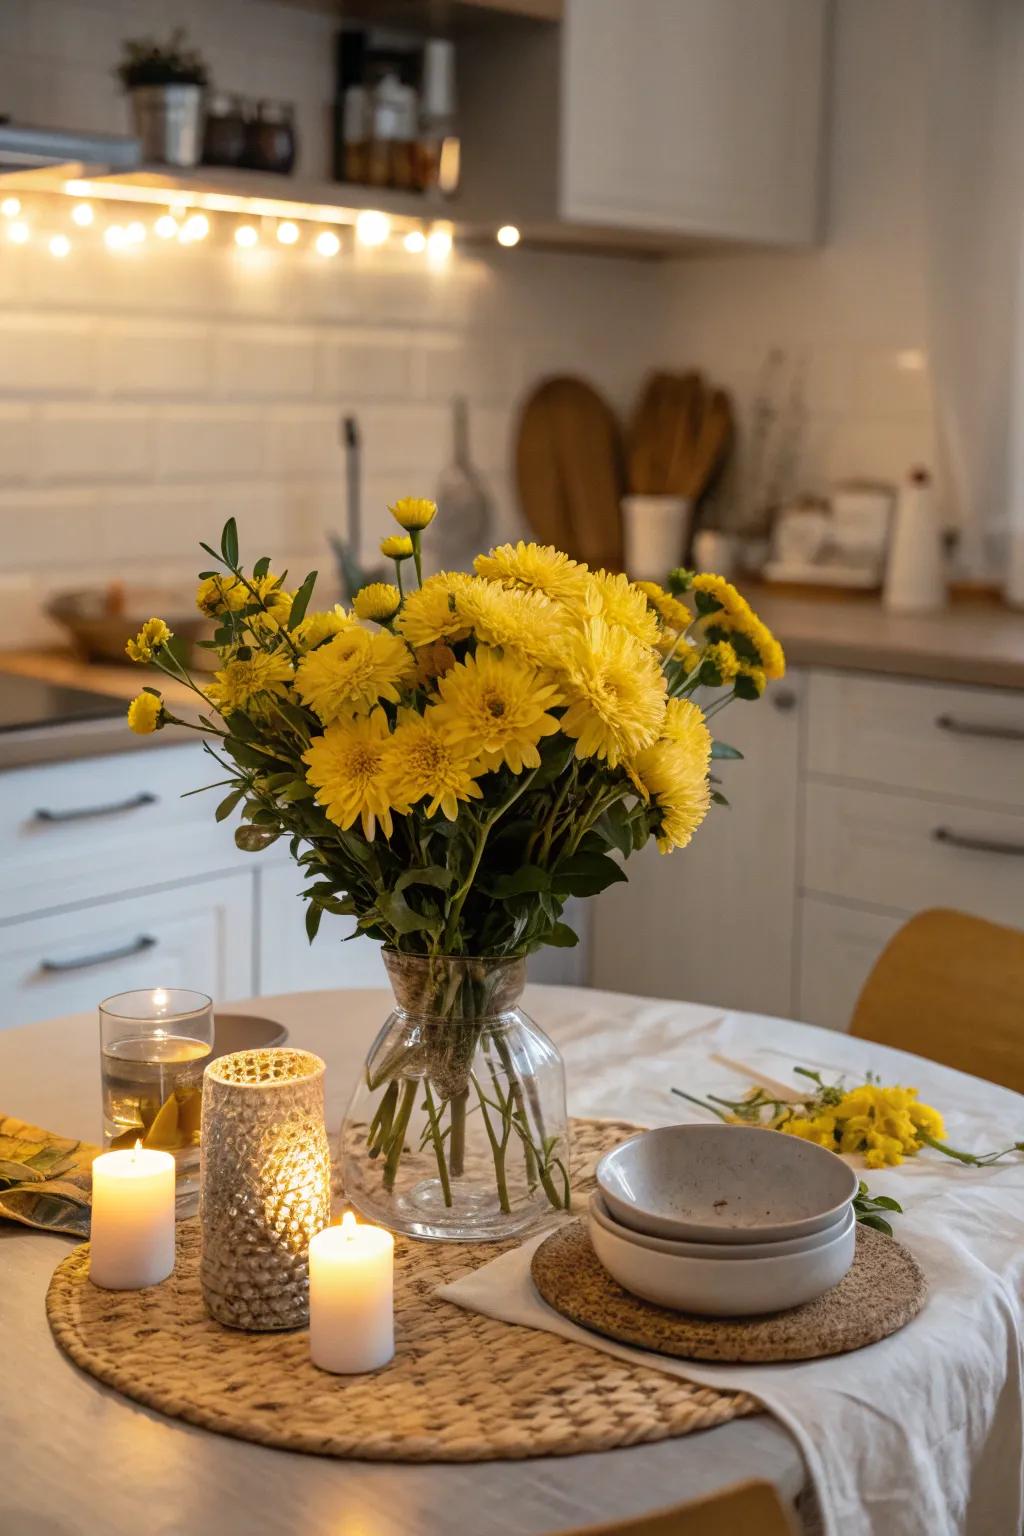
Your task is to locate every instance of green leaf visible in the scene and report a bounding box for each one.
[710,789,730,806]
[281,780,316,802]
[594,801,633,859]
[545,922,579,948]
[235,824,280,853]
[288,570,318,630]
[710,739,744,760]
[856,1213,894,1237]
[253,555,271,580]
[215,788,245,822]
[305,901,324,942]
[394,866,455,896]
[376,890,441,936]
[553,851,628,898]
[225,710,260,741]
[221,517,239,568]
[487,866,551,898]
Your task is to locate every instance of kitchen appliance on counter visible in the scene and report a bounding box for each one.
[0,673,123,734]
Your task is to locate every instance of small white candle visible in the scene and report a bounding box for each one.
[89,1141,176,1290]
[309,1212,395,1374]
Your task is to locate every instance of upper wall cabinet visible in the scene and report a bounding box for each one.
[458,0,829,251]
[561,0,827,245]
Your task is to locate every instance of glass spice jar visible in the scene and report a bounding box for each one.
[202,91,248,167]
[245,100,297,175]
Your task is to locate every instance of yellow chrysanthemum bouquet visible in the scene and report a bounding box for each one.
[126,502,785,1237]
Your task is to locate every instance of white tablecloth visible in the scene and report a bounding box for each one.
[444,1003,1024,1536]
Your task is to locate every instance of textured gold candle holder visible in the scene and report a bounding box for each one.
[200,1049,331,1331]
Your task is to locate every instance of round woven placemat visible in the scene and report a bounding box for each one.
[532,1220,927,1364]
[46,1118,759,1462]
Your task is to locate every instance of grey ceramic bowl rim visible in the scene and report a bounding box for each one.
[596,1122,860,1241]
[588,1188,855,1259]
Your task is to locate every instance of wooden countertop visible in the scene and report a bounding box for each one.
[744,584,1024,691]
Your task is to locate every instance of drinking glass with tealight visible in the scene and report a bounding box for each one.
[99,988,214,1214]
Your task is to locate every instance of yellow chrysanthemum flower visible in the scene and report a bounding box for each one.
[293,605,356,651]
[455,578,566,670]
[248,573,292,634]
[784,1113,837,1150]
[473,541,590,603]
[303,708,401,840]
[125,617,172,664]
[380,534,414,561]
[656,629,699,669]
[196,574,246,617]
[560,618,666,767]
[389,497,437,532]
[583,571,661,649]
[691,572,753,622]
[701,640,740,684]
[209,651,294,715]
[352,582,401,624]
[635,580,692,633]
[735,660,767,698]
[709,607,786,681]
[628,698,711,852]
[430,646,562,774]
[127,691,164,734]
[396,572,473,649]
[384,710,483,821]
[294,627,413,724]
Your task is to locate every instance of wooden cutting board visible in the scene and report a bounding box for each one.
[516,376,624,569]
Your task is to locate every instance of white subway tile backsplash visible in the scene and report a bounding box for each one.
[98,322,212,398]
[32,405,154,482]
[320,330,414,400]
[0,315,95,395]
[216,326,319,398]
[0,406,35,482]
[156,408,268,480]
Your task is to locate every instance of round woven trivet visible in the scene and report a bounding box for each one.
[46,1118,759,1462]
[532,1220,927,1364]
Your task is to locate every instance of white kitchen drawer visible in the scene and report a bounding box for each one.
[796,897,903,1032]
[0,871,255,1031]
[0,742,244,921]
[807,670,1024,810]
[802,779,1024,927]
[257,861,388,996]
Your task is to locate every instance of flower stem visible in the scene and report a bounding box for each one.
[448,1087,469,1178]
[382,1078,417,1192]
[422,1081,453,1206]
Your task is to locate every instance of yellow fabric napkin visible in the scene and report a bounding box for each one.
[0,1114,98,1236]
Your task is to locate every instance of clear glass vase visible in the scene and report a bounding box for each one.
[341,953,570,1241]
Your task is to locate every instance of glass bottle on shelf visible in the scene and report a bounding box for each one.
[417,39,459,196]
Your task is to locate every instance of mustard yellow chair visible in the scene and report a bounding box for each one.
[551,1479,796,1536]
[850,908,1024,1093]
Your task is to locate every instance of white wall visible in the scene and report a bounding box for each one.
[659,0,942,528]
[0,0,665,644]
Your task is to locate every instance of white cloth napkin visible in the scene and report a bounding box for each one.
[441,999,1024,1536]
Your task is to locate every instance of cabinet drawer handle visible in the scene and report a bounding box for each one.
[932,826,1024,858]
[39,934,158,974]
[935,714,1024,743]
[33,791,158,824]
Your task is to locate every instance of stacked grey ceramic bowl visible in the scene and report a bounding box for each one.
[592,1124,860,1316]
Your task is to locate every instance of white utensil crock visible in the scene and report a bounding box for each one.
[622,495,692,581]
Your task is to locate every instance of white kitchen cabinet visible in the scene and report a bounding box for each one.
[589,673,803,1014]
[560,0,828,244]
[459,0,828,250]
[257,860,389,996]
[0,871,255,1029]
[796,898,903,1032]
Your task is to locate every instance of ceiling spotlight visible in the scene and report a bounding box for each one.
[125,221,146,245]
[48,234,71,259]
[71,202,94,227]
[180,213,210,242]
[496,224,521,248]
[276,219,300,246]
[315,229,341,257]
[154,214,179,239]
[403,229,427,254]
[7,221,30,245]
[235,224,259,248]
[426,226,453,261]
[104,225,128,251]
[355,210,390,247]
[1,196,22,219]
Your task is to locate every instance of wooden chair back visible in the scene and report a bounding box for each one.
[552,1479,796,1536]
[850,908,1024,1092]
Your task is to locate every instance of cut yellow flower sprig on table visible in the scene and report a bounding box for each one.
[674,1066,1024,1170]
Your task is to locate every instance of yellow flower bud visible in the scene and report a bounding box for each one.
[388,497,437,532]
[380,534,414,560]
[127,691,164,735]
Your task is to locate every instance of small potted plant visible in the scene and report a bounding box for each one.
[116,29,209,168]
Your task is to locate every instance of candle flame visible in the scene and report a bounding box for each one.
[133,1138,142,1160]
[341,1211,358,1238]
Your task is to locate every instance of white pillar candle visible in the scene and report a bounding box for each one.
[89,1142,176,1290]
[309,1212,395,1374]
